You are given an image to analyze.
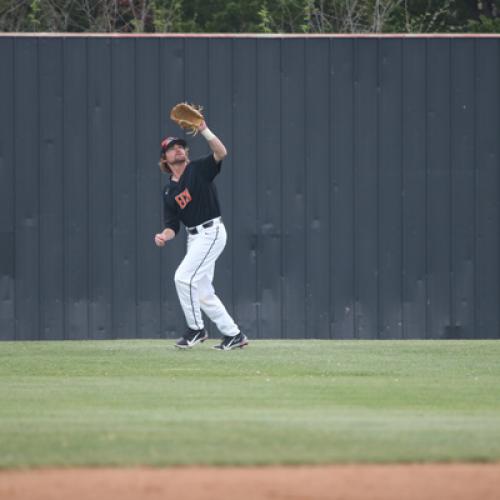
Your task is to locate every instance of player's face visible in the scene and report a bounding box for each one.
[166,144,187,164]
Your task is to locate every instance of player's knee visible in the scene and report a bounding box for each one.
[174,269,189,286]
[199,290,215,306]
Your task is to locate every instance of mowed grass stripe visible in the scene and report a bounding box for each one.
[0,340,499,467]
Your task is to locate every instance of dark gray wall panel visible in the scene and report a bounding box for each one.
[402,39,427,339]
[232,39,258,336]
[475,39,500,339]
[0,38,14,340]
[1,35,500,340]
[378,38,403,339]
[111,38,137,339]
[88,38,113,340]
[256,38,282,339]
[281,39,306,339]
[136,39,162,338]
[450,39,475,339]
[331,39,355,339]
[426,39,452,339]
[39,38,64,340]
[14,38,40,340]
[355,39,378,339]
[305,39,331,339]
[63,38,89,340]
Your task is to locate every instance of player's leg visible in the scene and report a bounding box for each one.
[174,224,226,332]
[197,268,248,350]
[198,273,239,336]
[196,228,248,350]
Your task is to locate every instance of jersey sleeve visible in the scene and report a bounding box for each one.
[197,154,222,182]
[163,190,180,234]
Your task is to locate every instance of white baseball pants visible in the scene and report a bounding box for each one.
[174,219,239,336]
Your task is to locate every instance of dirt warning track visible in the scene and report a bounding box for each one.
[1,463,500,500]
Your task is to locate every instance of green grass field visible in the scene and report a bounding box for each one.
[1,339,499,468]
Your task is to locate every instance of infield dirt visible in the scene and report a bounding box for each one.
[1,463,499,500]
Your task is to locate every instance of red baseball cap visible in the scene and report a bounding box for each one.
[161,136,187,153]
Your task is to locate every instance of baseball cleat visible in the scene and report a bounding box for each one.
[175,328,208,349]
[212,332,249,351]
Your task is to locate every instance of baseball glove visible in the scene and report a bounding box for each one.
[170,102,204,135]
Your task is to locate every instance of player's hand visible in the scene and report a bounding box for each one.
[154,233,167,247]
[197,120,207,133]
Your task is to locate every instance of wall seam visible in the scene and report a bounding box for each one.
[61,38,67,340]
[496,37,500,340]
[37,38,41,340]
[12,38,17,340]
[353,38,358,339]
[110,39,114,340]
[400,39,405,339]
[254,39,260,339]
[328,39,333,339]
[376,38,381,339]
[473,39,477,339]
[86,38,91,340]
[304,39,308,339]
[279,38,284,339]
[424,39,429,339]
[133,38,138,339]
[231,38,236,330]
[449,39,454,333]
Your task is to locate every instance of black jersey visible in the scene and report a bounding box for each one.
[163,154,222,233]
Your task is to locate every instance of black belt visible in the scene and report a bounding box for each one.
[187,220,215,235]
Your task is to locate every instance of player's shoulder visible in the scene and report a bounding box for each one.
[189,154,216,167]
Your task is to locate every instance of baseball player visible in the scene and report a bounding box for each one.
[154,120,248,351]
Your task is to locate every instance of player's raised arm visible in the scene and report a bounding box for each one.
[169,103,227,163]
[198,120,227,163]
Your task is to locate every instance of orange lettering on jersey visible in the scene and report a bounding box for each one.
[175,188,192,209]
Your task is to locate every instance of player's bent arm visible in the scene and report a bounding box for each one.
[208,136,227,163]
[199,120,227,163]
[154,228,176,247]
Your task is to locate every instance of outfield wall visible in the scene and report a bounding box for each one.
[0,35,499,340]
